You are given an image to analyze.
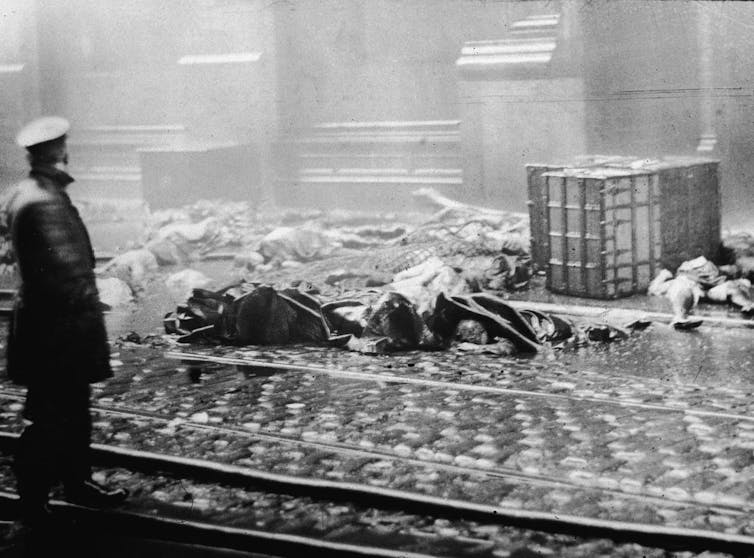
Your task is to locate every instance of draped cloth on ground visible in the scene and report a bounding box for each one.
[164,284,640,354]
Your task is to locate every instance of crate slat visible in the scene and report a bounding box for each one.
[544,167,658,299]
[528,156,720,297]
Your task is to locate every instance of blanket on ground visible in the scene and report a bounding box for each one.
[164,284,647,354]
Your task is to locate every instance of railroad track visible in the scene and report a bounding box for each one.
[164,350,754,424]
[107,344,751,428]
[0,343,751,554]
[3,348,751,521]
[0,491,440,558]
[0,384,750,520]
[0,346,749,484]
[0,431,753,557]
[0,391,725,513]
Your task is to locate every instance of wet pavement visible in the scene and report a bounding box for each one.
[0,259,752,556]
[101,337,754,530]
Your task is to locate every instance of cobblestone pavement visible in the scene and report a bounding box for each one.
[0,317,751,544]
[0,267,753,555]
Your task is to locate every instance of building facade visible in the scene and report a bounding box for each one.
[0,1,750,224]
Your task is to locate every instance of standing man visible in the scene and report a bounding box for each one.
[6,117,127,529]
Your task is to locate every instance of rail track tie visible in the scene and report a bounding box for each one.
[0,491,437,558]
[1,432,754,555]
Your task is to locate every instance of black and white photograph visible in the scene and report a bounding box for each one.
[0,1,753,556]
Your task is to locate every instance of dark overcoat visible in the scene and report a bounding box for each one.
[5,166,112,386]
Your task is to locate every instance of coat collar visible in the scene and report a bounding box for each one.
[29,165,75,188]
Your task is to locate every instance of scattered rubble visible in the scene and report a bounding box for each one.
[257,226,336,264]
[0,188,17,278]
[387,257,467,317]
[721,230,754,281]
[2,191,752,351]
[649,256,753,328]
[233,251,265,270]
[114,331,171,347]
[97,249,158,291]
[145,237,195,266]
[150,199,254,249]
[96,277,134,309]
[165,269,214,301]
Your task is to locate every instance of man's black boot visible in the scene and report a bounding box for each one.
[18,502,53,533]
[64,479,128,508]
[14,470,53,530]
[3,503,50,546]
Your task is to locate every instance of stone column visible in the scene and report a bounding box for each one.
[696,1,717,154]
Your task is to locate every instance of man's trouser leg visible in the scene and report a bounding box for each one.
[58,384,93,490]
[14,422,54,526]
[15,382,92,523]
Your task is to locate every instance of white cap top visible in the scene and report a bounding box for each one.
[15,116,71,148]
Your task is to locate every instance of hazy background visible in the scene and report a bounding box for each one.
[0,0,752,225]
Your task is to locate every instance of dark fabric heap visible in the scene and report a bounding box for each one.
[164,283,643,354]
[164,285,329,346]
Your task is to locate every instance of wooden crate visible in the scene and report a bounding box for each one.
[527,163,563,273]
[543,167,661,299]
[526,155,636,272]
[603,157,720,271]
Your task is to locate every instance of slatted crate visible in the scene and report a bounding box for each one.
[603,156,720,271]
[526,155,636,272]
[543,167,661,299]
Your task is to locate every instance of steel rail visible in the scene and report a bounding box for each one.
[168,341,732,394]
[166,346,727,402]
[504,300,754,330]
[0,390,740,514]
[0,397,593,495]
[165,350,754,424]
[162,344,726,404]
[96,405,749,515]
[0,393,748,519]
[0,382,748,515]
[0,439,752,556]
[0,395,725,513]
[0,491,438,558]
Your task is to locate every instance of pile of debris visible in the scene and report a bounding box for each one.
[721,230,754,280]
[1,187,534,315]
[0,188,18,278]
[158,191,555,354]
[233,188,531,295]
[647,229,754,328]
[94,201,428,306]
[0,225,14,278]
[146,199,258,264]
[649,255,753,328]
